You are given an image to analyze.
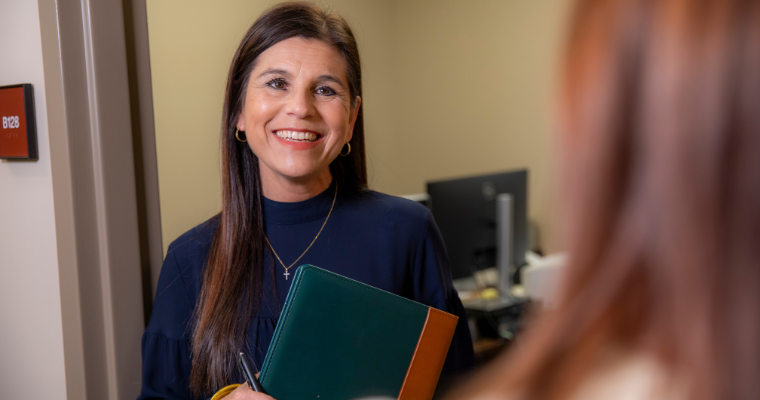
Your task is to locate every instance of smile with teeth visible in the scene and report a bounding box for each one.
[275,130,320,142]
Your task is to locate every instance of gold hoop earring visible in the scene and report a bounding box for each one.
[340,142,351,156]
[235,128,247,142]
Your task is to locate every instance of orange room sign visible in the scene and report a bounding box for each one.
[0,84,38,160]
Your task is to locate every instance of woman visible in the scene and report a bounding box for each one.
[138,3,473,400]
[447,0,760,399]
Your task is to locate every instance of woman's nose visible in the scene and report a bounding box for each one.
[284,88,315,119]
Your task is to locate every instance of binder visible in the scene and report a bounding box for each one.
[259,265,458,400]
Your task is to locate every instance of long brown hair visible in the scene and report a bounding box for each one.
[450,0,760,399]
[189,2,367,396]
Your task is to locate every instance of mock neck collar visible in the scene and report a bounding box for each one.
[262,180,344,225]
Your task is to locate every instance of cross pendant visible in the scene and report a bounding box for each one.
[284,270,290,280]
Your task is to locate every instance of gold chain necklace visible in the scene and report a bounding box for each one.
[264,182,338,280]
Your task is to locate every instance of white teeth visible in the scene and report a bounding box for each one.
[275,130,319,142]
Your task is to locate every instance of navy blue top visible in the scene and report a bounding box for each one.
[138,183,474,399]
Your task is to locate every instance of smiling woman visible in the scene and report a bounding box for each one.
[137,2,474,400]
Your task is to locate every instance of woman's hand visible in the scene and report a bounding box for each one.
[224,383,275,400]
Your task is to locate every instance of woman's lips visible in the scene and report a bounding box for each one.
[274,130,321,142]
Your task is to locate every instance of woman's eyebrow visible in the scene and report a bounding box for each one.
[317,75,346,89]
[256,68,290,79]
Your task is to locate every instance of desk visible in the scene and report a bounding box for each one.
[463,296,532,365]
[472,337,510,364]
[455,254,566,365]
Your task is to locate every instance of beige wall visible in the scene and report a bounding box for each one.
[0,1,68,398]
[148,0,568,254]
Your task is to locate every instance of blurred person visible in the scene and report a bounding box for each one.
[447,0,760,399]
[137,2,473,400]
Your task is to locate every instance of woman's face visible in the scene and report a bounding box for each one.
[237,37,361,191]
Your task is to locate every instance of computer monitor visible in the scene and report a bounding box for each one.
[427,169,528,281]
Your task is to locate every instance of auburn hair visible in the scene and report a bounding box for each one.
[189,2,367,396]
[448,0,760,399]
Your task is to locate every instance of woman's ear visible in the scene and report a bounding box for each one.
[236,113,246,132]
[347,96,362,141]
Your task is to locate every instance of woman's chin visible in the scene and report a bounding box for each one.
[269,166,332,185]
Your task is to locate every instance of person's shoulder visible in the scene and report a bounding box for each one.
[147,216,220,337]
[165,214,220,259]
[350,190,432,222]
[569,351,689,400]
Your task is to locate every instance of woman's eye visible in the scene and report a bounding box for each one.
[316,86,336,96]
[267,79,287,90]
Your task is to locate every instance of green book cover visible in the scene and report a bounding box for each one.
[259,265,458,400]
